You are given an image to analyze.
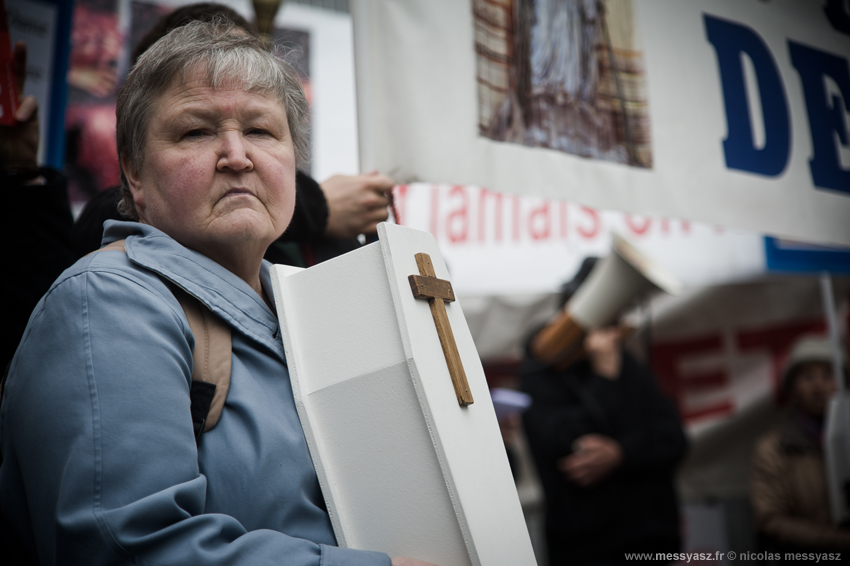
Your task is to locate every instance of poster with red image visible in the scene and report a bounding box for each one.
[64,0,312,210]
[0,0,20,126]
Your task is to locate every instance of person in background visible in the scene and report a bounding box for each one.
[72,2,394,263]
[751,335,850,556]
[520,259,687,565]
[0,42,75,375]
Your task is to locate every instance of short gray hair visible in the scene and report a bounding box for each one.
[116,19,309,220]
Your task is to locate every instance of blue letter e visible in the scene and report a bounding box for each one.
[704,15,791,176]
[789,41,850,195]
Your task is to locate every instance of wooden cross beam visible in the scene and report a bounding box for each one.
[408,253,474,406]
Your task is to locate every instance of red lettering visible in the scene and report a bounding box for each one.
[430,185,439,238]
[651,335,733,423]
[392,185,408,226]
[559,202,568,239]
[478,188,503,243]
[576,206,600,239]
[446,186,469,243]
[528,201,551,240]
[477,189,486,242]
[512,196,521,242]
[625,214,651,235]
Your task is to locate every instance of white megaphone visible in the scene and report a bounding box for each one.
[531,233,680,368]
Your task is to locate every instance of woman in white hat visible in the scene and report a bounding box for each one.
[751,335,850,554]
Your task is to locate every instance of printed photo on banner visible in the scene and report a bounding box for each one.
[474,0,652,167]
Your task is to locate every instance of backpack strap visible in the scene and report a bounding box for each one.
[92,239,232,443]
[169,285,232,436]
[97,240,128,253]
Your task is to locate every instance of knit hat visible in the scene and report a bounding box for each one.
[782,335,847,391]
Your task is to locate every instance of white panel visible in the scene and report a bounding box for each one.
[307,363,468,563]
[379,223,536,566]
[270,223,537,566]
[274,242,404,394]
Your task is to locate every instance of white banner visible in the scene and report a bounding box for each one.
[394,183,765,296]
[353,0,850,246]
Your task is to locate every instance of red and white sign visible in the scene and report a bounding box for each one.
[649,276,849,429]
[393,183,765,296]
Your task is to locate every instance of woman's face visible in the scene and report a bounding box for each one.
[792,361,836,418]
[124,72,296,265]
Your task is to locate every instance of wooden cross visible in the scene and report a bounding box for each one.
[408,253,474,406]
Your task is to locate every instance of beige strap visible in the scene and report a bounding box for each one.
[91,239,232,431]
[170,286,232,431]
[86,239,127,255]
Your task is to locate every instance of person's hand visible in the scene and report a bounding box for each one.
[67,67,118,98]
[558,433,623,487]
[321,171,395,238]
[391,557,439,566]
[1,42,39,171]
[583,327,623,379]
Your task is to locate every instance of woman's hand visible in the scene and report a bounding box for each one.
[391,557,439,566]
[558,433,623,487]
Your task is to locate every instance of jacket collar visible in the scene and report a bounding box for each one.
[103,220,283,357]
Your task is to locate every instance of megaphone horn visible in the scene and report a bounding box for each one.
[531,234,680,369]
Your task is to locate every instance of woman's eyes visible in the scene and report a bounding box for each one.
[181,129,206,139]
[180,128,272,138]
[246,128,272,137]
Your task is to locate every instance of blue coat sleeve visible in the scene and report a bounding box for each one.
[0,261,390,566]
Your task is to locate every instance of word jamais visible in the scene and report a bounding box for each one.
[393,185,695,246]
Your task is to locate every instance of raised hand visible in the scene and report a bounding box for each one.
[321,171,395,238]
[1,41,39,171]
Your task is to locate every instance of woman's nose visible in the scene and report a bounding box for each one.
[217,132,253,172]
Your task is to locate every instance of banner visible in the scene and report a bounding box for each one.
[765,237,850,274]
[393,183,765,296]
[353,0,850,246]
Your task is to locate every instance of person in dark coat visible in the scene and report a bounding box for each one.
[1,42,75,376]
[521,261,687,566]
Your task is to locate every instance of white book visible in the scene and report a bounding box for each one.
[270,222,536,566]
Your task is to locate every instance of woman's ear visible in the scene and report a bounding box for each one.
[120,154,146,218]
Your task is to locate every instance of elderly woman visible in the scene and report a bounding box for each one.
[0,21,431,566]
